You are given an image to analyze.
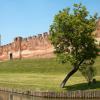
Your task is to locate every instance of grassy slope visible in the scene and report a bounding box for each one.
[0,57,100,91]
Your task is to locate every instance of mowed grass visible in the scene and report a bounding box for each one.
[0,58,71,74]
[0,57,100,91]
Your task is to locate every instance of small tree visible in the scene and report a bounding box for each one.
[50,3,98,88]
[79,60,96,84]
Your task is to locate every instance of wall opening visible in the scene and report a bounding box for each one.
[9,53,13,60]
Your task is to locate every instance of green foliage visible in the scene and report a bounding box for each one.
[50,3,98,65]
[79,60,96,83]
[50,3,98,83]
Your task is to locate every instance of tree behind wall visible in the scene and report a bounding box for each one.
[50,3,98,88]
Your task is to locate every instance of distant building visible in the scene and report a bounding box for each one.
[93,18,100,55]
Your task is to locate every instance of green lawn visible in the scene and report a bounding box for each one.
[0,57,100,91]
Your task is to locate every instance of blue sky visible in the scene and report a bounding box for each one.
[0,0,100,45]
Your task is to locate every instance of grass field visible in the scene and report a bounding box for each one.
[0,57,100,91]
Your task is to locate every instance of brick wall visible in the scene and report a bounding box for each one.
[0,32,55,61]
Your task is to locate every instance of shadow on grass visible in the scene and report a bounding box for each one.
[64,81,100,91]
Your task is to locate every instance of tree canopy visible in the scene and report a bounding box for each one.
[50,3,98,88]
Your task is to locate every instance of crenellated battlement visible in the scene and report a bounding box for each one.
[13,32,49,43]
[0,32,54,60]
[0,32,49,48]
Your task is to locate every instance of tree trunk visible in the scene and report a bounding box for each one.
[60,67,79,88]
[60,59,84,88]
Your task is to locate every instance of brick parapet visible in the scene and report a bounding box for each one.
[0,32,54,60]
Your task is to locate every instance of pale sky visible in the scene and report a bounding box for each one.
[0,0,100,45]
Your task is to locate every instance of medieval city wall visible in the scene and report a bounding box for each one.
[0,19,100,61]
[0,32,55,60]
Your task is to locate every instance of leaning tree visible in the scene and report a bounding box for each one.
[50,3,98,88]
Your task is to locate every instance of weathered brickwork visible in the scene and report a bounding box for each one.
[0,32,55,60]
[94,19,100,55]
